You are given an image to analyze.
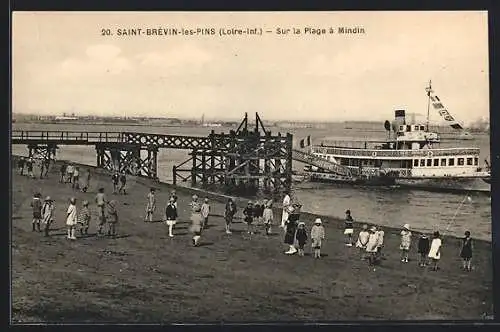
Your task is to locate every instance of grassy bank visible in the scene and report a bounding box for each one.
[11,158,493,322]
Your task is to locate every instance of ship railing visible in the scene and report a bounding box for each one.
[310,146,480,158]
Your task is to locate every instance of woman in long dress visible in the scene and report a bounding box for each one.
[284,203,301,255]
[281,191,291,229]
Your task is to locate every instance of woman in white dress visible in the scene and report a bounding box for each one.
[281,191,291,230]
[428,231,442,271]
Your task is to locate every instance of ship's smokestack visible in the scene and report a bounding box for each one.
[394,109,406,125]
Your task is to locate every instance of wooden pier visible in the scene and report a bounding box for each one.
[12,113,294,194]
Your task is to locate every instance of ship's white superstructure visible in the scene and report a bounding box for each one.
[302,82,491,192]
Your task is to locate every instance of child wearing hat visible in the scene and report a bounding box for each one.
[460,231,473,272]
[428,231,442,271]
[66,197,78,240]
[400,224,412,263]
[417,233,430,267]
[30,192,43,232]
[201,198,211,229]
[365,226,379,267]
[106,200,119,237]
[77,200,91,236]
[262,200,274,235]
[170,190,178,208]
[243,201,255,235]
[144,188,156,222]
[164,197,178,237]
[41,196,55,237]
[355,224,370,260]
[296,222,308,256]
[344,209,354,247]
[310,218,325,258]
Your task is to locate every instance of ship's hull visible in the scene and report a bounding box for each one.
[305,171,490,193]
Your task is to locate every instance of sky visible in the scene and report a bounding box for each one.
[12,11,489,123]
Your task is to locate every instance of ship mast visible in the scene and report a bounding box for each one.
[425,80,433,132]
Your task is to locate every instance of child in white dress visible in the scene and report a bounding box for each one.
[355,224,370,260]
[428,231,442,271]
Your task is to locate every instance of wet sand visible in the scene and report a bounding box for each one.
[11,158,493,322]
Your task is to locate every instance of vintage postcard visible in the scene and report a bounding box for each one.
[11,11,492,322]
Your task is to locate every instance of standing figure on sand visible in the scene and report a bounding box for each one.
[106,200,119,237]
[77,200,91,236]
[243,201,255,235]
[119,173,127,195]
[355,224,370,260]
[112,171,120,194]
[144,187,156,222]
[41,196,54,237]
[201,198,210,229]
[417,233,431,267]
[224,198,237,234]
[365,226,379,268]
[344,209,354,247]
[284,203,301,255]
[164,197,178,238]
[281,190,291,230]
[262,200,273,235]
[31,192,42,232]
[400,224,412,263]
[460,231,473,272]
[95,188,107,235]
[311,218,325,258]
[66,197,78,240]
[428,231,442,271]
[295,221,308,256]
[189,195,203,246]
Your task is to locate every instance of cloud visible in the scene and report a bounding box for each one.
[58,44,133,77]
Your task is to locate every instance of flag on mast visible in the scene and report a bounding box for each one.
[428,87,464,130]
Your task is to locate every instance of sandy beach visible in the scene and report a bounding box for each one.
[11,157,493,322]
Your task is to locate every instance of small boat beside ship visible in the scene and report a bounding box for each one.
[301,81,491,193]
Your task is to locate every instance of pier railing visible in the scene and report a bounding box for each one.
[311,146,480,158]
[11,131,124,144]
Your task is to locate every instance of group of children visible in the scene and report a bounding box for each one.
[111,171,128,195]
[349,213,474,272]
[18,157,50,179]
[59,162,93,193]
[25,158,475,270]
[30,187,119,239]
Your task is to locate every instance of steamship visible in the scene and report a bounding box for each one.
[302,82,491,193]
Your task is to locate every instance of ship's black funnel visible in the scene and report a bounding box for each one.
[394,109,406,125]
